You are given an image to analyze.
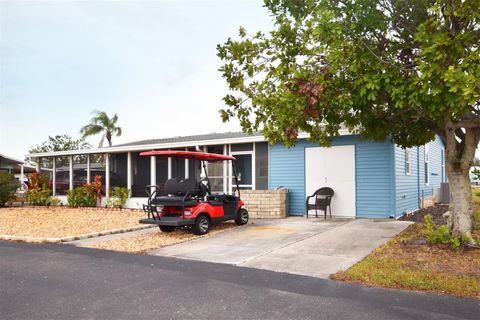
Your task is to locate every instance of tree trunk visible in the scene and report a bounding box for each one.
[444,125,477,240]
[445,164,473,238]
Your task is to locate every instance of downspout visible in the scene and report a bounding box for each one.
[417,147,420,209]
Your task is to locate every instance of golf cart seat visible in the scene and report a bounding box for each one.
[152,178,206,207]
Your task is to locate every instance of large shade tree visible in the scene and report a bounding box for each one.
[80,111,122,148]
[217,0,480,240]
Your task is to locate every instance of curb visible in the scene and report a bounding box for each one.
[0,225,156,244]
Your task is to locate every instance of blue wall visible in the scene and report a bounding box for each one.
[394,135,445,216]
[269,135,395,218]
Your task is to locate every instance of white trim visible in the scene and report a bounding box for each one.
[26,129,352,158]
[424,145,430,185]
[52,157,56,196]
[405,148,411,176]
[252,142,256,190]
[0,153,23,164]
[223,144,227,194]
[150,156,156,187]
[127,152,132,197]
[230,150,253,155]
[86,155,91,183]
[105,153,110,199]
[167,157,172,179]
[231,150,254,190]
[68,155,73,190]
[228,144,232,194]
[185,148,189,179]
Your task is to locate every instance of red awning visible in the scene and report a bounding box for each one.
[139,150,236,161]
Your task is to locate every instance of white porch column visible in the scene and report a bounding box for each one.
[35,158,40,173]
[185,148,189,178]
[86,154,91,183]
[105,154,110,199]
[168,157,172,179]
[150,155,156,188]
[52,157,56,196]
[20,164,24,183]
[228,145,232,194]
[69,155,73,191]
[252,142,256,190]
[223,144,228,193]
[127,152,132,197]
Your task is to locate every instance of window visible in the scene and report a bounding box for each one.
[405,149,411,175]
[424,145,430,185]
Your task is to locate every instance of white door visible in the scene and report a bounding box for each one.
[305,145,356,217]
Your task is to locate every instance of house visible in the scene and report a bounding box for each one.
[26,131,446,218]
[0,153,35,183]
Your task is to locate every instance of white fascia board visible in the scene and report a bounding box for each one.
[0,153,24,164]
[26,129,352,158]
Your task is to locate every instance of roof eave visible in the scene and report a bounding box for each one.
[26,129,351,158]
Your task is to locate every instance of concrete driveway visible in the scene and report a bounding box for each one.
[151,217,412,278]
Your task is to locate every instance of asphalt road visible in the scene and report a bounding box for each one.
[0,241,478,320]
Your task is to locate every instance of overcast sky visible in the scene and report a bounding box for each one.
[0,0,272,160]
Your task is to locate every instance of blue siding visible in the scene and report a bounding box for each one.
[269,135,395,218]
[394,135,445,216]
[394,146,420,216]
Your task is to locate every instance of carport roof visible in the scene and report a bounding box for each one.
[0,153,23,169]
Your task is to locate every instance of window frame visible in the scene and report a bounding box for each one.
[405,148,411,176]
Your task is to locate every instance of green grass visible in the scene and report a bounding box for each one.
[332,213,480,299]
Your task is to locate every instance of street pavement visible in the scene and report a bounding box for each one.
[1,241,478,320]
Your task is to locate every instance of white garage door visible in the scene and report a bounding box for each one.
[305,145,356,218]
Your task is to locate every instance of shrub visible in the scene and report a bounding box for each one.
[67,185,96,207]
[0,172,19,206]
[27,186,52,206]
[424,214,461,249]
[49,197,62,206]
[106,187,129,208]
[26,172,53,206]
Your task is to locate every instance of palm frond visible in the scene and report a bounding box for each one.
[80,124,104,138]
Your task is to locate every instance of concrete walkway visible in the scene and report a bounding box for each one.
[150,217,412,278]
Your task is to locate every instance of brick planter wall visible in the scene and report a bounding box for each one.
[241,189,288,219]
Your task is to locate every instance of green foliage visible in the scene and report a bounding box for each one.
[106,187,129,208]
[80,110,122,147]
[0,172,19,206]
[67,185,97,207]
[424,214,461,249]
[27,186,52,206]
[28,135,92,167]
[217,0,480,148]
[49,197,61,206]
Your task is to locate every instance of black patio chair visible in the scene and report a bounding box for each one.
[305,187,334,219]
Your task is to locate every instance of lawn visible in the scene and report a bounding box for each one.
[332,192,480,300]
[0,207,145,238]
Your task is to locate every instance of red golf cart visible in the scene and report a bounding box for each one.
[139,150,249,235]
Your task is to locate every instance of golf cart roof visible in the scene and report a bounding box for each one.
[139,150,236,161]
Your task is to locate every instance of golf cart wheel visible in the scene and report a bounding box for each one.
[192,214,210,235]
[159,226,175,232]
[235,208,249,226]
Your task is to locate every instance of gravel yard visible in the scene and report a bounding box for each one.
[85,222,239,254]
[0,207,145,238]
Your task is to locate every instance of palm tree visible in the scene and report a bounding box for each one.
[80,111,122,147]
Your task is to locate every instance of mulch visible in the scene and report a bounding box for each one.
[399,204,449,225]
